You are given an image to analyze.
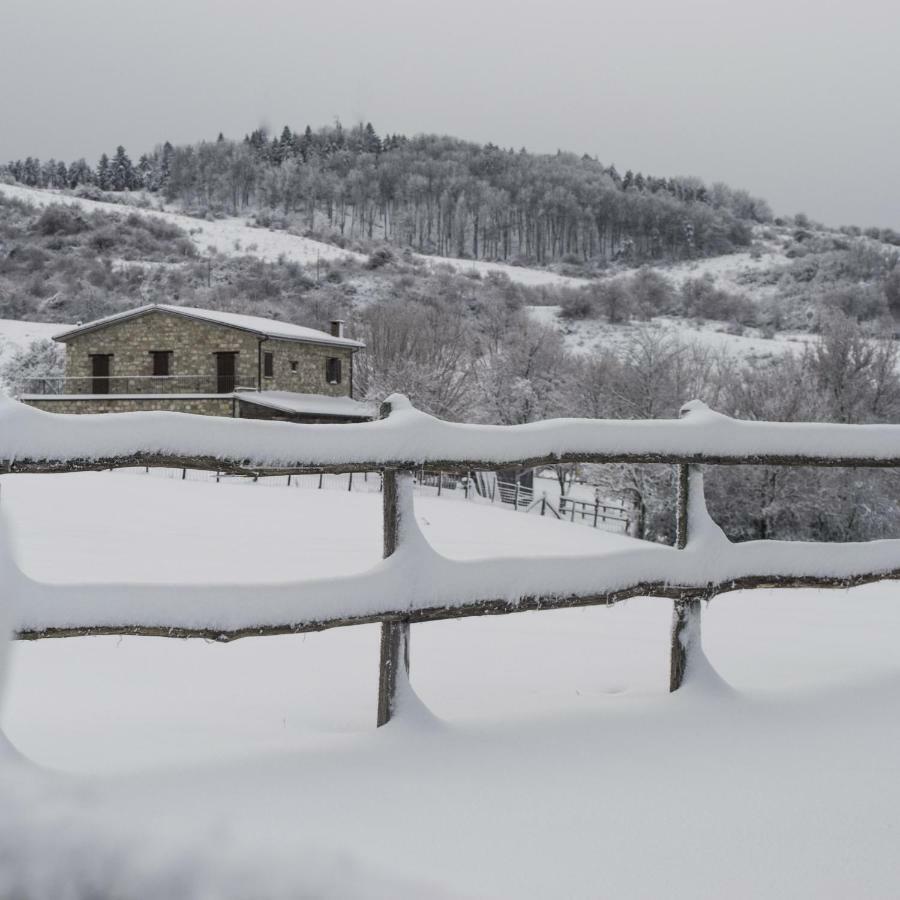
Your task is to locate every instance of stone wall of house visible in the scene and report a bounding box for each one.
[259,338,355,396]
[64,310,260,392]
[62,309,356,396]
[24,396,236,416]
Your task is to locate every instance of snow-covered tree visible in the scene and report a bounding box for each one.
[110,145,136,191]
[0,339,65,397]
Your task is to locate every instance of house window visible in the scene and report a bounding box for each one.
[290,360,298,372]
[150,351,172,377]
[263,351,274,378]
[325,357,342,385]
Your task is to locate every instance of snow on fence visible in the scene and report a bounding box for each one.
[2,393,900,726]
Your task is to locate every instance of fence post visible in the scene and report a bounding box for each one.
[670,462,702,692]
[377,400,411,727]
[437,471,443,497]
[514,480,520,509]
[464,473,469,499]
[593,500,599,528]
[541,493,547,516]
[182,468,186,480]
[348,472,353,492]
[570,499,576,522]
[318,472,323,489]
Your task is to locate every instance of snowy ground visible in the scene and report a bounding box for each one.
[0,183,588,288]
[529,305,814,361]
[2,472,900,898]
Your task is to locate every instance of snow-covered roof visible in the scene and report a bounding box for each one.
[236,391,376,420]
[52,305,365,350]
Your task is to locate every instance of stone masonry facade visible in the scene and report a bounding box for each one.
[27,396,236,416]
[61,308,354,396]
[23,308,359,419]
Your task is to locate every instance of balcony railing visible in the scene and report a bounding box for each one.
[20,375,258,396]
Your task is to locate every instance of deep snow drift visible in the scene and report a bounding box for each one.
[1,472,899,898]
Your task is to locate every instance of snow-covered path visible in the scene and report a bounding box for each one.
[2,472,900,898]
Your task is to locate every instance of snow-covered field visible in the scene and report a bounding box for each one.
[2,471,900,898]
[529,305,814,360]
[0,182,588,288]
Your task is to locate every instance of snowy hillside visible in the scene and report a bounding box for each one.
[2,471,900,898]
[0,182,588,288]
[529,305,815,360]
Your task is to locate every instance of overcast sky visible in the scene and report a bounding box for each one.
[2,0,898,227]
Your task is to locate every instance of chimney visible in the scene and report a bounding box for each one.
[330,319,345,338]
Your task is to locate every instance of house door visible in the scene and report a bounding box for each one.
[216,353,236,393]
[91,354,111,394]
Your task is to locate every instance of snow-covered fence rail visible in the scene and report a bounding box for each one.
[2,394,900,725]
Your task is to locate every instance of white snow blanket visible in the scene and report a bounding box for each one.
[3,394,900,468]
[1,468,898,635]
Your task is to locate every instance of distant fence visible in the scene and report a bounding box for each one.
[4,395,900,727]
[127,466,631,534]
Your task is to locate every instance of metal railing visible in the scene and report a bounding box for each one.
[5,396,900,728]
[20,375,256,396]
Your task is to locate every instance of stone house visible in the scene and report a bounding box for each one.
[21,304,375,423]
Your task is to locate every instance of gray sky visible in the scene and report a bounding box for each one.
[2,0,898,227]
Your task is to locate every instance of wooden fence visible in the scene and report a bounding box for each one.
[3,395,900,727]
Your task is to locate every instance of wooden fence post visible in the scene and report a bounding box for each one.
[670,462,702,692]
[377,399,411,727]
[378,466,411,727]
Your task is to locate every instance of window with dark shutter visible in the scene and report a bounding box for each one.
[150,351,172,377]
[325,357,342,384]
[264,352,274,378]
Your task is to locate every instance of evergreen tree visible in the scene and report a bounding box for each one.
[363,122,382,155]
[110,145,135,191]
[67,158,93,188]
[137,154,154,189]
[96,153,111,190]
[160,141,174,185]
[299,125,314,162]
[23,157,41,186]
[279,125,294,156]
